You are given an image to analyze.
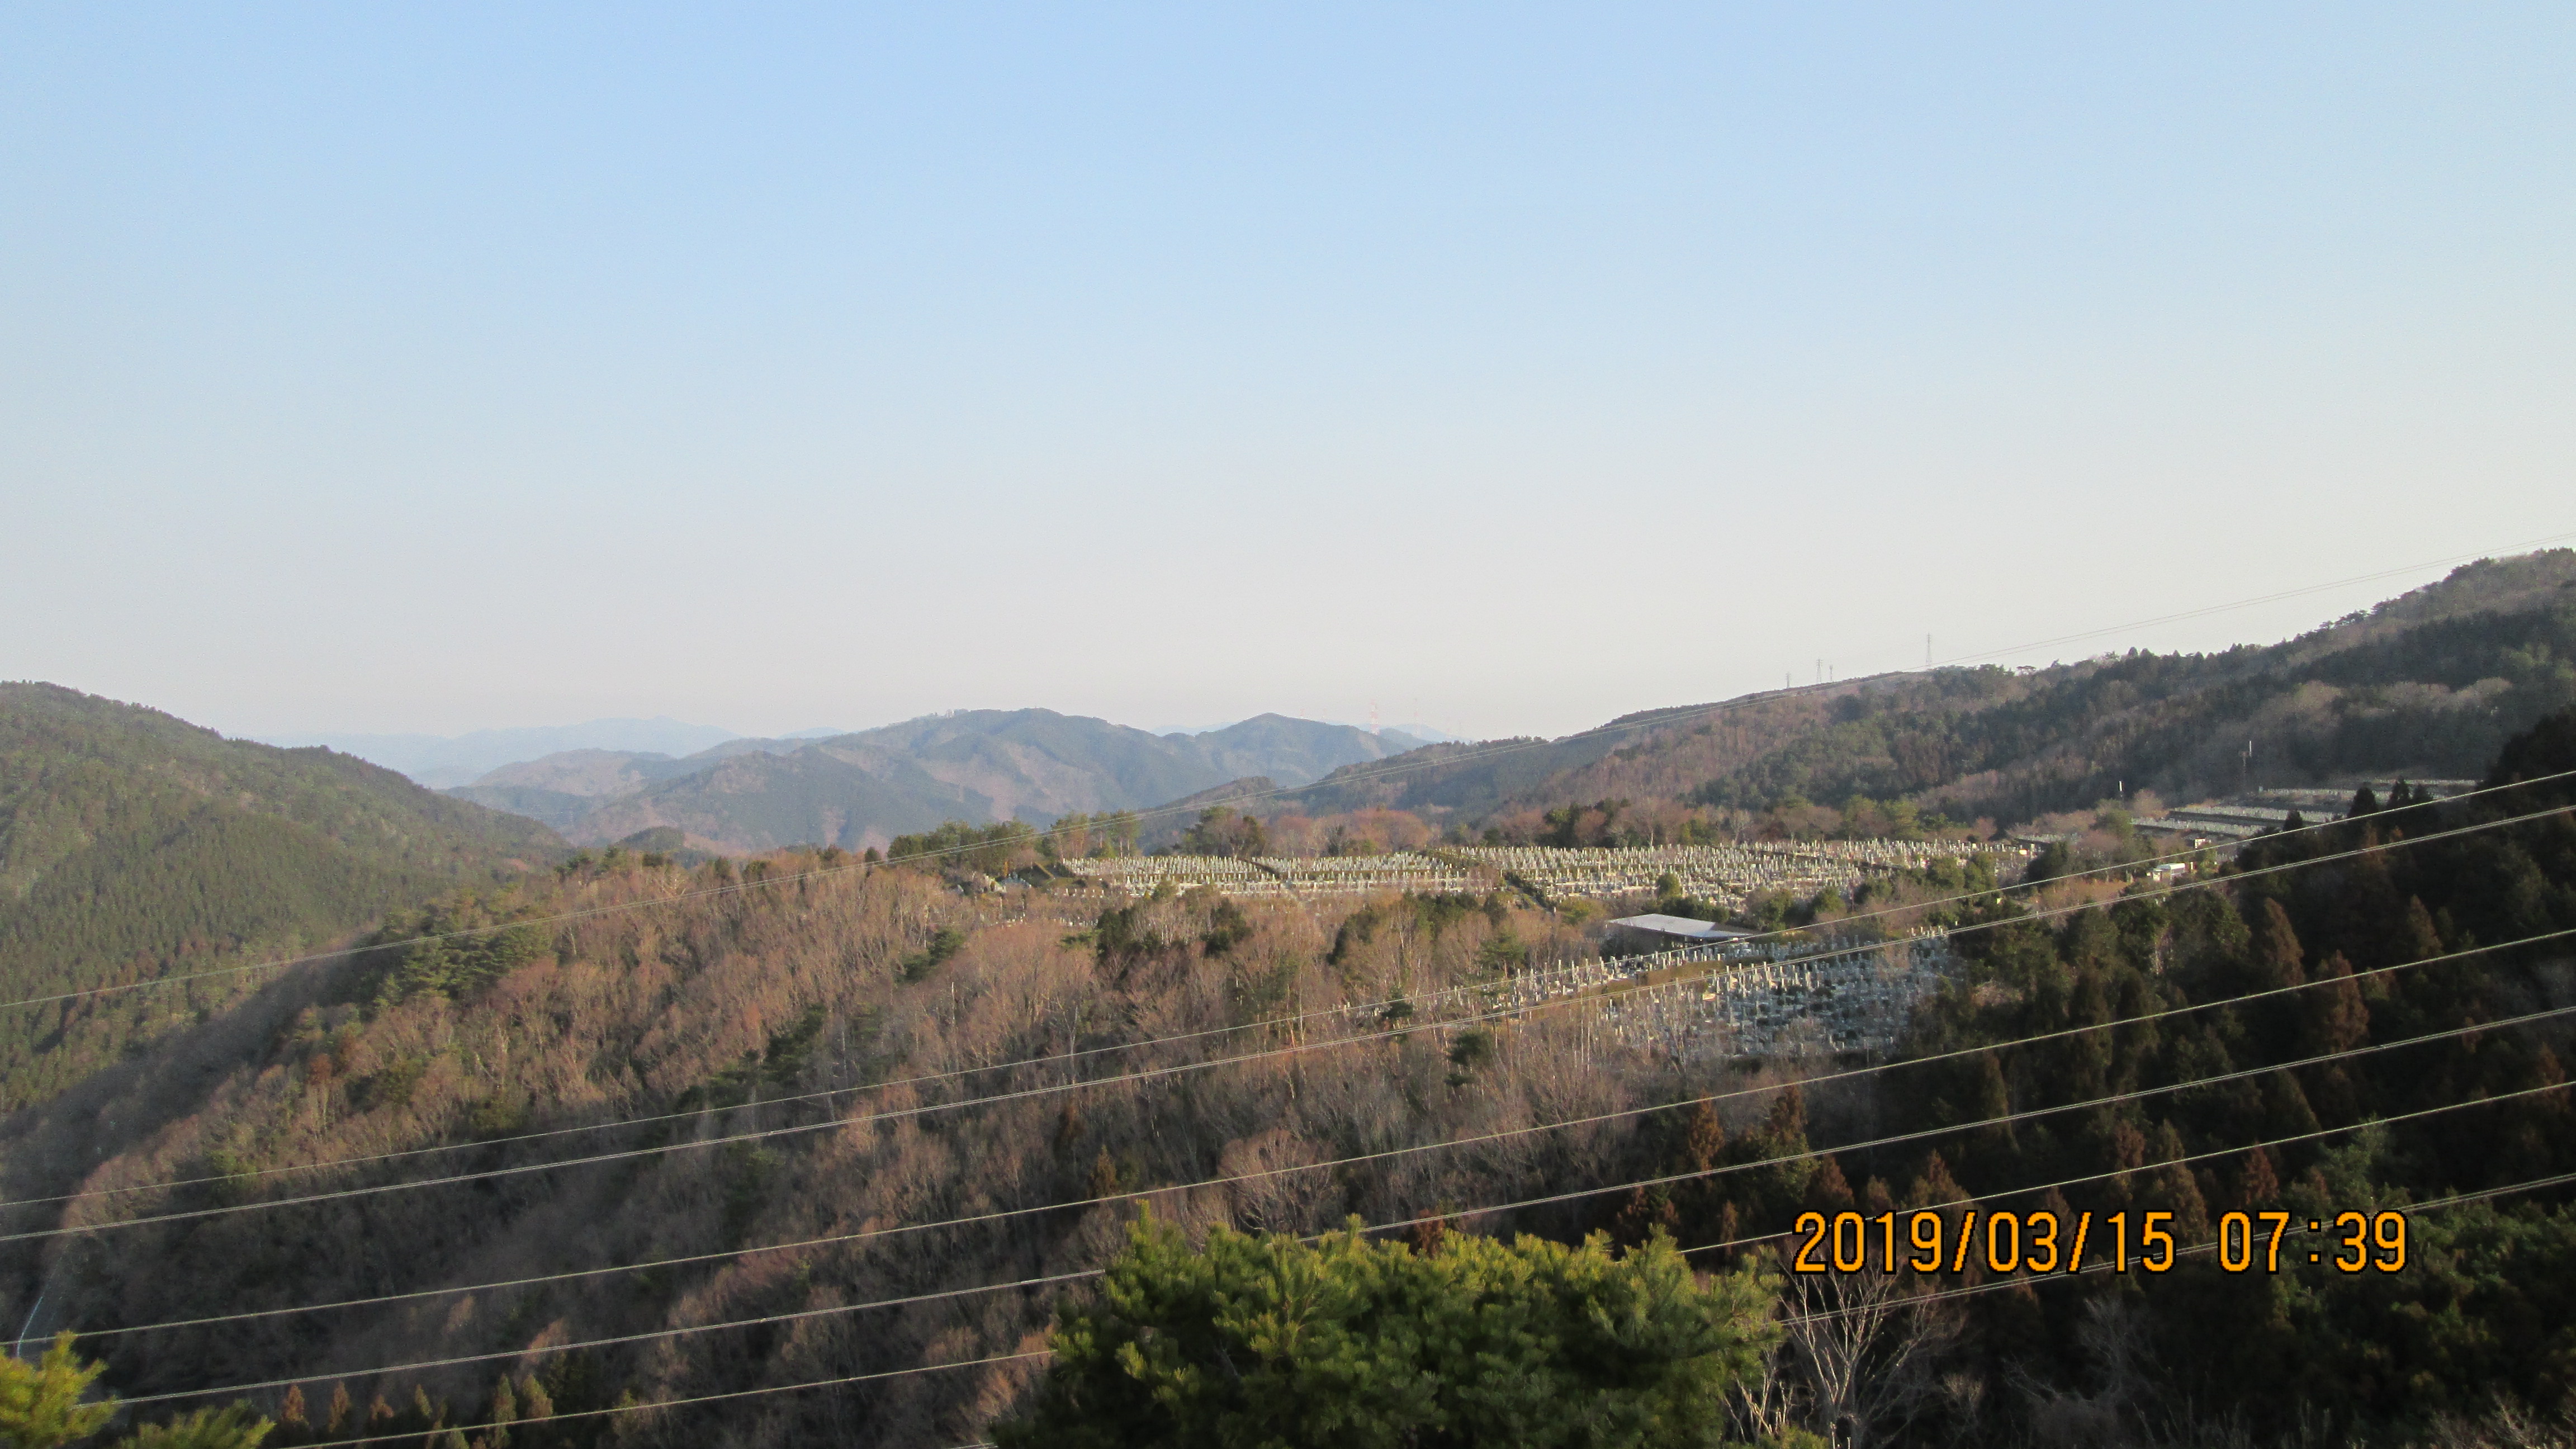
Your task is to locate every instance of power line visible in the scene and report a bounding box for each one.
[21,797,2567,1244]
[1685,1084,2576,1265]
[116,1275,1087,1408]
[114,1006,2576,1404]
[25,775,2565,1220]
[1765,1162,2576,1326]
[1343,1014,2575,1251]
[268,1347,1054,1449]
[20,534,2570,1434]
[25,532,2570,1019]
[72,922,2576,1343]
[174,1154,2576,1449]
[165,1152,2576,1449]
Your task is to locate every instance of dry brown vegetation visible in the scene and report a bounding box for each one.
[1501,696,1848,812]
[0,852,1830,1447]
[1257,807,1441,856]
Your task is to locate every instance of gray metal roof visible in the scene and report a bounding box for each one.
[1607,913,1756,941]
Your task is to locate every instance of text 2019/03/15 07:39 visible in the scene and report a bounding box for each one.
[1789,1209,2411,1276]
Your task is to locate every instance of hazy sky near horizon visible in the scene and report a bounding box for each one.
[6,5,2571,742]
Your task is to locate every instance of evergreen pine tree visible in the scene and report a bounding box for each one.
[1903,1150,1969,1211]
[1749,1085,1815,1219]
[110,1404,272,1449]
[1801,1154,1855,1215]
[993,1216,1774,1448]
[1967,1050,2020,1181]
[2258,1070,2322,1145]
[2236,1145,2282,1207]
[2146,1123,2213,1246]
[2251,898,2308,989]
[0,1334,116,1449]
[1678,1099,1726,1171]
[2308,950,2370,1048]
[484,1375,515,1449]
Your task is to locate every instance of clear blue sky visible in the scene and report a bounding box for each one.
[5,4,2570,741]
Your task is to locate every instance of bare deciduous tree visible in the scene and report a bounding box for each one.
[1758,1267,1959,1449]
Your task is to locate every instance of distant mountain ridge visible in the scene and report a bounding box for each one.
[1157,718,1462,744]
[260,717,751,788]
[449,711,1435,852]
[365,551,2576,855]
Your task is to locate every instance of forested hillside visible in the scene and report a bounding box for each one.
[1687,560,2576,823]
[0,684,564,1109]
[1263,550,2576,837]
[6,709,2569,1447]
[0,846,1596,1445]
[1608,719,2576,1443]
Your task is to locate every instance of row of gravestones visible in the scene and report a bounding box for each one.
[1450,840,2000,872]
[1056,853,1475,897]
[1057,839,2022,904]
[1418,933,1951,1058]
[1406,930,1942,1062]
[1451,844,1886,904]
[1593,939,1955,1059]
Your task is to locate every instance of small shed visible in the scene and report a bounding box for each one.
[1606,913,1757,946]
